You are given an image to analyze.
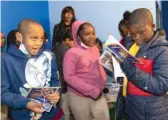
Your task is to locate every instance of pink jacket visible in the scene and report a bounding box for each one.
[63,20,106,99]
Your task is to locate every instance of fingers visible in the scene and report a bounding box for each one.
[46,92,60,105]
[27,101,45,113]
[36,103,43,108]
[34,107,45,113]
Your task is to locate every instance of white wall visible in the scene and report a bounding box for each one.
[49,1,156,43]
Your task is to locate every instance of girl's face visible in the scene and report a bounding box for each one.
[64,12,73,22]
[79,24,96,47]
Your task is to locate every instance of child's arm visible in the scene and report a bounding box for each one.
[120,48,168,95]
[1,57,46,113]
[63,51,101,99]
[50,55,60,87]
[1,59,30,109]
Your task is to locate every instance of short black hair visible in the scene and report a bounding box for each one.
[118,11,131,37]
[77,22,94,36]
[63,30,73,40]
[129,8,153,26]
[17,19,42,35]
[7,29,19,49]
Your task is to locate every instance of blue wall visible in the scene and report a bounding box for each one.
[1,1,51,43]
[162,1,168,39]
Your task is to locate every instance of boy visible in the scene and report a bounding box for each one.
[53,30,74,120]
[1,19,60,120]
[118,8,168,120]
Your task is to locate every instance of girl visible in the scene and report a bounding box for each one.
[63,20,110,120]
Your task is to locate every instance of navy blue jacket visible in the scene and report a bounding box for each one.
[119,32,168,120]
[1,45,60,120]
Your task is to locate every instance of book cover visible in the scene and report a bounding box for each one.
[26,87,61,112]
[99,51,113,72]
[104,34,142,64]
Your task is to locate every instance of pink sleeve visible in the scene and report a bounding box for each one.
[63,51,100,99]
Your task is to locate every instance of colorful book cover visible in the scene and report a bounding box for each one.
[104,34,142,64]
[26,87,61,112]
[99,51,113,72]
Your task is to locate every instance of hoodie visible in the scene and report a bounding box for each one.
[63,21,106,99]
[1,45,60,120]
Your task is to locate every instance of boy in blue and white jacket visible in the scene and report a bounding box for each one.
[1,19,60,120]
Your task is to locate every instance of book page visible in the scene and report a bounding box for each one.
[99,51,113,72]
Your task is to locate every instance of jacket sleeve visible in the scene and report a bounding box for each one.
[120,47,168,95]
[50,55,60,87]
[63,51,100,99]
[1,57,30,109]
[52,25,58,48]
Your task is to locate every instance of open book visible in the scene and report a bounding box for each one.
[104,34,142,64]
[26,87,61,112]
[99,51,113,72]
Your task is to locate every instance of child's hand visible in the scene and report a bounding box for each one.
[27,101,44,113]
[46,91,60,106]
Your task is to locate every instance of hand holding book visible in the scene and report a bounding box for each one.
[104,34,142,64]
[26,87,61,112]
[45,91,60,107]
[26,100,44,113]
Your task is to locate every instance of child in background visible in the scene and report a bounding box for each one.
[1,32,9,120]
[1,19,60,120]
[7,30,20,49]
[0,32,6,52]
[118,8,168,120]
[118,11,131,46]
[95,38,103,54]
[116,11,131,120]
[63,20,110,120]
[53,30,74,120]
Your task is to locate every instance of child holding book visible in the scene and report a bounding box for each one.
[53,30,75,120]
[118,8,168,120]
[1,19,60,120]
[63,20,110,120]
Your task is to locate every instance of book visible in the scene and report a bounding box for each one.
[99,51,113,72]
[104,83,120,103]
[26,87,61,112]
[104,34,142,64]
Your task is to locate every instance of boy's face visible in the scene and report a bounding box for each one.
[21,24,44,55]
[64,38,75,48]
[0,32,5,48]
[129,23,154,45]
[79,24,96,47]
